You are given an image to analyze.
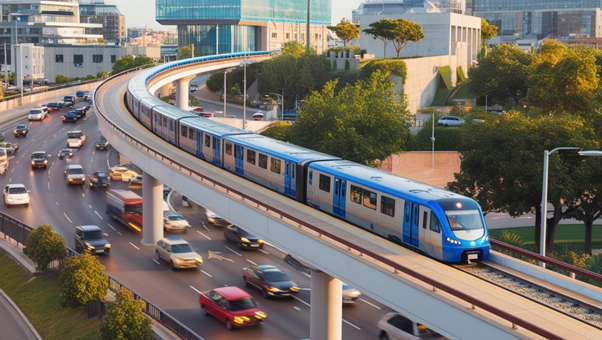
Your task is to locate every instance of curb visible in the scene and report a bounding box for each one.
[0,288,43,340]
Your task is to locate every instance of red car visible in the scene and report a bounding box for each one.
[200,112,215,118]
[199,286,266,330]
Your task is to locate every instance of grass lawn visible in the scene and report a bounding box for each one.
[489,224,602,254]
[0,253,99,340]
[432,88,454,106]
[450,83,471,100]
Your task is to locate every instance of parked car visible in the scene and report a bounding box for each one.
[88,171,110,188]
[74,225,110,255]
[62,112,78,123]
[155,236,202,270]
[28,108,48,121]
[224,224,264,250]
[205,209,229,227]
[163,213,191,232]
[199,286,266,330]
[63,95,76,107]
[58,148,74,159]
[95,136,110,150]
[437,116,465,127]
[109,165,139,181]
[13,125,28,137]
[65,164,85,185]
[242,265,299,299]
[30,151,49,169]
[377,312,447,340]
[46,102,61,112]
[3,184,30,207]
[67,131,85,148]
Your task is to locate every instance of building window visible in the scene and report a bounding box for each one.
[55,54,63,63]
[294,34,297,39]
[247,150,256,165]
[319,174,330,192]
[381,196,395,217]
[350,185,362,204]
[363,189,377,210]
[315,33,318,40]
[286,33,290,39]
[258,154,268,169]
[270,158,281,174]
[271,32,277,39]
[74,54,83,63]
[301,34,304,40]
[111,55,116,63]
[93,55,103,63]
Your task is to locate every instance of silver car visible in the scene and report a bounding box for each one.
[377,312,447,340]
[155,236,202,270]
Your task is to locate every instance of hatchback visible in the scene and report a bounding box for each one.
[199,286,266,330]
[437,116,465,127]
[242,265,299,299]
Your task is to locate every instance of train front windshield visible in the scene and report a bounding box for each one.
[437,198,486,240]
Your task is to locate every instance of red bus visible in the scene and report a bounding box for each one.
[106,189,143,232]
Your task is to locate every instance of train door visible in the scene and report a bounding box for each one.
[213,136,220,166]
[402,202,420,247]
[332,177,347,217]
[284,161,296,196]
[420,211,433,255]
[234,144,244,175]
[196,131,204,159]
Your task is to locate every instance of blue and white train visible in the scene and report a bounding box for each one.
[124,52,490,263]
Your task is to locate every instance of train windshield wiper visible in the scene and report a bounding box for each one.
[448,215,470,232]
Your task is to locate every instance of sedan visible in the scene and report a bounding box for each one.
[128,175,143,189]
[163,213,191,232]
[437,116,465,127]
[62,112,78,123]
[109,166,139,181]
[13,125,29,137]
[224,224,264,250]
[58,148,74,159]
[88,171,110,188]
[377,312,447,340]
[242,265,299,299]
[95,137,110,150]
[199,287,266,330]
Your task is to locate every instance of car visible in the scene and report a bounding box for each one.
[69,108,86,118]
[437,116,465,127]
[88,171,110,188]
[31,151,49,169]
[80,104,91,113]
[223,224,264,250]
[67,131,85,148]
[163,213,191,232]
[65,164,85,185]
[109,165,139,181]
[198,286,266,330]
[62,112,78,123]
[58,148,74,159]
[155,236,202,270]
[242,265,299,299]
[83,91,93,101]
[377,312,447,340]
[74,225,110,255]
[3,184,30,207]
[13,125,29,137]
[205,209,229,227]
[190,107,204,113]
[200,112,216,118]
[190,84,198,92]
[95,136,110,150]
[46,102,61,112]
[6,85,17,91]
[253,112,264,121]
[163,187,172,199]
[76,90,85,98]
[55,100,67,108]
[63,95,76,107]
[342,283,362,304]
[28,108,47,121]
[128,175,143,189]
[0,142,18,156]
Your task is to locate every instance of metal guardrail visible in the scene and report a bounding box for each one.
[0,211,32,247]
[0,78,101,103]
[93,57,568,340]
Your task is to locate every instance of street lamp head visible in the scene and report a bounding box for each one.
[578,150,602,157]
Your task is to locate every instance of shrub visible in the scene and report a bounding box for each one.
[332,60,338,71]
[24,225,66,271]
[99,287,153,340]
[411,120,462,151]
[59,253,108,308]
[56,74,71,84]
[345,59,350,70]
[260,121,293,141]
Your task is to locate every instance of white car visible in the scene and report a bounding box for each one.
[163,213,191,232]
[205,209,229,227]
[67,131,86,148]
[28,108,47,121]
[437,116,465,127]
[3,184,30,207]
[377,312,447,340]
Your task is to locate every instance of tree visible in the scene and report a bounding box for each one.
[480,19,498,44]
[363,19,397,59]
[467,44,531,106]
[59,253,108,308]
[281,41,306,58]
[24,225,66,272]
[97,70,110,79]
[99,287,153,340]
[327,20,360,52]
[389,19,424,59]
[55,74,71,84]
[287,70,412,165]
[179,45,192,59]
[111,55,154,75]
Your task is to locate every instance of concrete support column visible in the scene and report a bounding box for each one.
[156,82,171,99]
[175,76,193,109]
[310,271,342,340]
[141,172,163,246]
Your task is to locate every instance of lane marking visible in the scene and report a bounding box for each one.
[89,205,92,209]
[196,230,211,240]
[116,231,122,235]
[343,319,361,330]
[48,183,50,190]
[94,211,104,220]
[258,249,269,255]
[55,201,59,206]
[246,259,257,265]
[292,296,310,307]
[11,168,14,174]
[293,306,301,311]
[153,259,161,265]
[190,286,203,295]
[360,298,381,309]
[201,221,210,231]
[201,270,212,277]
[129,242,140,250]
[224,246,242,256]
[108,224,116,231]
[63,212,72,223]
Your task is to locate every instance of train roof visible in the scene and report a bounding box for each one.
[152,104,198,120]
[225,134,341,163]
[309,160,465,206]
[180,117,253,137]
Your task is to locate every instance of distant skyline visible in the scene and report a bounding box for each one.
[105,0,364,30]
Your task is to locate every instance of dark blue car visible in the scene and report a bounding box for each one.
[63,96,75,107]
[76,90,85,98]
[69,108,86,118]
[62,112,78,123]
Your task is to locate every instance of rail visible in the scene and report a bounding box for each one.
[0,78,101,103]
[93,56,566,340]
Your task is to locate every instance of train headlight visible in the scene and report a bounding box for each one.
[484,235,489,241]
[445,237,461,245]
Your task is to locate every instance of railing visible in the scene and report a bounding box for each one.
[0,78,101,103]
[93,55,567,340]
[0,211,32,248]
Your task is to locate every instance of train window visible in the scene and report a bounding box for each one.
[181,126,188,138]
[247,150,256,165]
[270,158,281,174]
[205,135,211,147]
[380,196,395,217]
[423,211,428,229]
[319,174,331,192]
[259,154,268,169]
[213,137,217,150]
[225,142,233,155]
[414,206,419,225]
[363,189,377,210]
[405,203,410,222]
[430,212,441,233]
[309,171,313,185]
[190,130,195,141]
[163,117,168,126]
[350,185,362,204]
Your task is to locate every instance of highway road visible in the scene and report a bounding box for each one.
[0,92,394,339]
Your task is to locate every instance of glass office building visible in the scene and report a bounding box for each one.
[156,0,331,55]
[79,0,126,45]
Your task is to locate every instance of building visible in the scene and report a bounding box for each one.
[155,0,331,55]
[351,0,465,24]
[79,0,126,45]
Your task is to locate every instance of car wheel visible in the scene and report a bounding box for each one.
[262,288,269,299]
[155,251,161,261]
[201,305,208,316]
[225,319,233,331]
[243,276,249,287]
[379,332,390,340]
[444,124,449,127]
[238,242,244,250]
[169,261,175,271]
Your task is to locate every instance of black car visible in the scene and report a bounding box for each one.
[74,225,110,255]
[58,148,74,159]
[46,102,61,112]
[69,108,86,118]
[242,265,299,299]
[223,224,264,250]
[95,136,109,150]
[62,112,78,123]
[63,95,75,107]
[81,104,91,113]
[31,151,49,169]
[88,171,110,188]
[13,125,29,137]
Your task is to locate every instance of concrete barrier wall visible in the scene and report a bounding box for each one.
[379,151,460,188]
[0,81,102,113]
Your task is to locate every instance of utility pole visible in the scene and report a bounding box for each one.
[306,0,310,52]
[3,43,6,91]
[216,25,219,55]
[242,54,247,129]
[191,43,194,58]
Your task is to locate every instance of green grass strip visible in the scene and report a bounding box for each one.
[438,65,452,89]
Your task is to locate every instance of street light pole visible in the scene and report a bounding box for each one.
[242,54,247,130]
[223,70,227,116]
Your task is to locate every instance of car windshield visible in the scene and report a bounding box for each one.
[32,152,45,158]
[263,270,290,282]
[9,187,26,194]
[29,110,42,114]
[16,125,26,129]
[68,168,84,174]
[168,215,185,221]
[96,173,107,177]
[60,149,71,154]
[68,133,81,138]
[171,243,193,253]
[84,230,104,240]
[229,297,256,311]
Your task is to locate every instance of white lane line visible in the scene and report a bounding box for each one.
[106,158,111,169]
[89,205,93,209]
[246,259,257,265]
[343,319,361,330]
[129,242,140,250]
[201,221,210,232]
[200,270,212,277]
[293,306,301,311]
[360,298,381,309]
[196,230,211,240]
[224,246,242,256]
[153,259,161,265]
[117,231,122,236]
[108,224,116,231]
[292,296,310,307]
[190,286,203,295]
[48,183,50,190]
[63,212,72,223]
[11,168,14,174]
[94,211,104,220]
[55,201,59,206]
[259,249,269,254]
[82,193,85,198]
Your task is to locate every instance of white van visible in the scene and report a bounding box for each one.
[67,131,86,148]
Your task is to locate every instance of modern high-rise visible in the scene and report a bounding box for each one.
[79,0,126,45]
[155,0,331,55]
[352,0,466,24]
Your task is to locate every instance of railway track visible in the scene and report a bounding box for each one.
[455,262,602,330]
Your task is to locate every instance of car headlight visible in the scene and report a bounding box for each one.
[195,257,203,264]
[290,286,299,292]
[233,316,250,324]
[7,197,13,202]
[240,237,250,243]
[85,243,95,250]
[44,160,47,164]
[267,286,280,292]
[31,161,35,165]
[258,239,265,244]
[13,130,17,134]
[445,237,462,245]
[255,311,267,319]
[104,244,111,249]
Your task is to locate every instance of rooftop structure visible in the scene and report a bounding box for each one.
[79,0,126,45]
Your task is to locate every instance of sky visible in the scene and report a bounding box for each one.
[105,0,364,30]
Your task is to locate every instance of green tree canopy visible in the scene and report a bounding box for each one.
[281,41,306,58]
[59,253,108,308]
[467,44,531,106]
[99,287,153,340]
[480,19,498,44]
[111,55,154,75]
[287,70,411,165]
[179,45,192,59]
[389,19,424,59]
[363,19,397,59]
[55,74,71,84]
[24,225,66,272]
[327,20,360,52]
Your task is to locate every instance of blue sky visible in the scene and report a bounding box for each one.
[106,0,362,30]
